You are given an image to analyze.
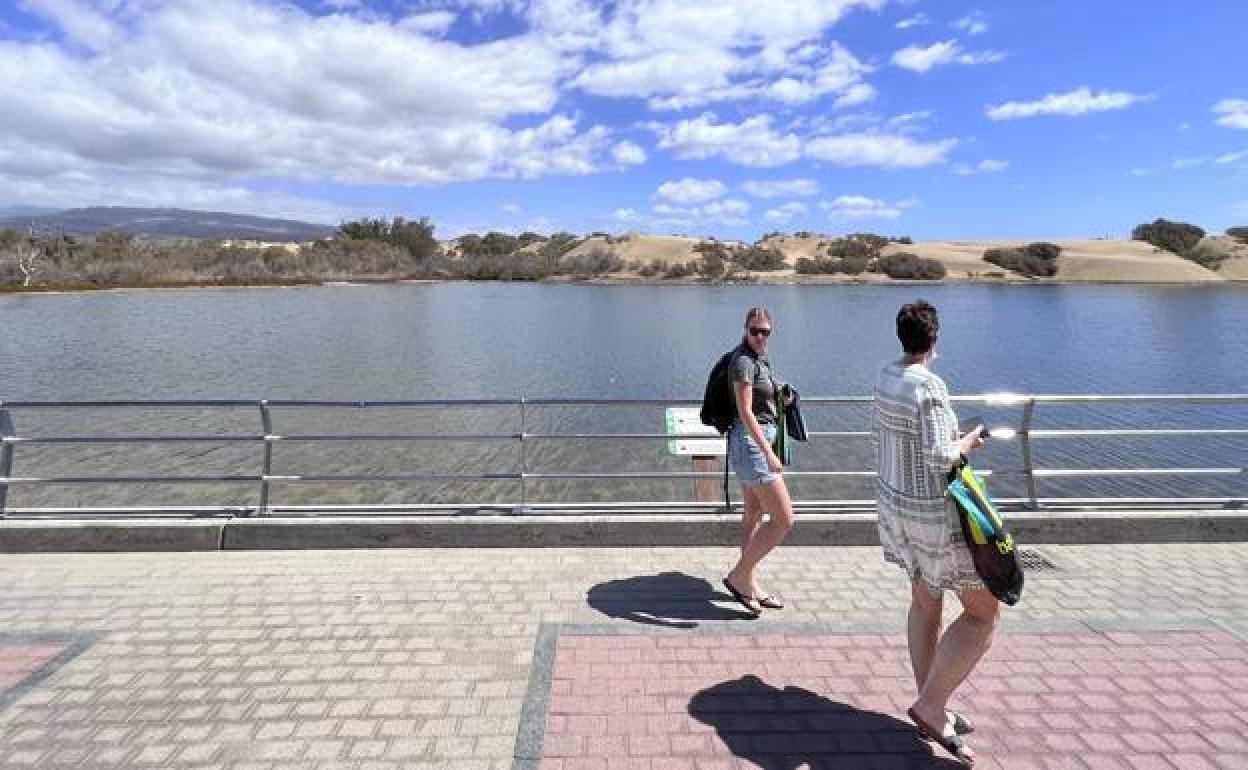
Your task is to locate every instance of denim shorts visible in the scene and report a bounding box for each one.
[728,419,778,487]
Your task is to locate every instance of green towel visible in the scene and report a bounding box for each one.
[772,387,791,466]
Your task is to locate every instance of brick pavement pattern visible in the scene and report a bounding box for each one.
[0,544,1245,768]
[541,630,1248,769]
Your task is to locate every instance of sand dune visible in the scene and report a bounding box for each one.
[597,235,1240,283]
[455,232,1247,283]
[1199,235,1248,280]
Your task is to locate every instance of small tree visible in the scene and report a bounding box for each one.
[1132,219,1205,256]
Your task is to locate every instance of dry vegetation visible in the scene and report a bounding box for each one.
[2,215,1245,290]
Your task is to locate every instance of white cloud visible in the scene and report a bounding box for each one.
[18,0,120,50]
[987,87,1148,120]
[895,13,928,30]
[611,140,647,165]
[1217,150,1248,164]
[613,207,641,223]
[654,178,726,205]
[569,1,884,109]
[650,113,802,167]
[764,201,808,222]
[650,197,750,228]
[954,14,987,36]
[892,40,959,72]
[1214,99,1248,130]
[953,159,1009,175]
[806,133,958,168]
[892,40,1005,73]
[760,43,874,107]
[741,179,820,198]
[821,195,908,221]
[1171,157,1208,170]
[398,11,458,35]
[702,198,749,220]
[0,0,626,202]
[502,202,521,213]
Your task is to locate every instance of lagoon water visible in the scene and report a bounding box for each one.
[2,282,1245,509]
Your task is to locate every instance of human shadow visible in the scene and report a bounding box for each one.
[689,675,964,769]
[586,571,757,628]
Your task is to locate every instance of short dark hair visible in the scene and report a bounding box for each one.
[896,300,939,354]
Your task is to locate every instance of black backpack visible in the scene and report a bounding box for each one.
[700,350,739,434]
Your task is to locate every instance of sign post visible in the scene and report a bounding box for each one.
[664,407,726,503]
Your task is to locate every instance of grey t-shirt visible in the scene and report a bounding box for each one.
[730,343,782,424]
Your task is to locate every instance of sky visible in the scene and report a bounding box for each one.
[0,0,1246,240]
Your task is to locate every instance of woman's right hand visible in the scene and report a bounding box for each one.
[766,452,784,473]
[957,426,986,455]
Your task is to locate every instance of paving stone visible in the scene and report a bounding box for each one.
[0,545,1245,768]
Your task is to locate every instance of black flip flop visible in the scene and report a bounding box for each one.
[756,594,784,610]
[950,711,975,735]
[908,707,974,766]
[721,578,761,617]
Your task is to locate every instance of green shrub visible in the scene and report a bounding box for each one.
[339,216,439,261]
[1186,243,1230,270]
[1132,218,1205,256]
[824,237,879,260]
[876,252,946,280]
[846,233,889,252]
[662,261,695,279]
[732,246,787,271]
[1227,226,1248,243]
[1023,241,1061,261]
[982,242,1060,278]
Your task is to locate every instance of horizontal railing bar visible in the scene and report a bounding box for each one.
[1030,429,1248,438]
[6,394,1245,409]
[7,427,1247,445]
[6,435,268,444]
[3,495,1242,519]
[1033,468,1243,477]
[7,466,1242,486]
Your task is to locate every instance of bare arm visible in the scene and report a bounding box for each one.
[918,383,983,474]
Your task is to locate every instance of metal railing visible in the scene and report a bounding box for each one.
[0,394,1244,518]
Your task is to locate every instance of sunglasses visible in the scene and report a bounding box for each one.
[748,327,772,337]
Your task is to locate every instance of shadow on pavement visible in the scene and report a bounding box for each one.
[689,674,963,769]
[586,571,757,628]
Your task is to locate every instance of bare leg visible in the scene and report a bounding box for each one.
[727,478,795,598]
[911,589,1000,763]
[739,485,764,554]
[908,579,943,691]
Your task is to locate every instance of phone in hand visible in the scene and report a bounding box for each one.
[958,415,988,440]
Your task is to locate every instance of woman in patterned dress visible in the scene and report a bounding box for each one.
[872,300,996,766]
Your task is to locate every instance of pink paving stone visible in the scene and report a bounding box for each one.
[541,631,1248,766]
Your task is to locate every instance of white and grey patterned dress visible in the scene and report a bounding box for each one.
[871,361,984,594]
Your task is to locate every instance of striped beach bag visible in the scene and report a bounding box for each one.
[947,459,1024,605]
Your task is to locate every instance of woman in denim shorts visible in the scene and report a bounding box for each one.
[722,307,795,617]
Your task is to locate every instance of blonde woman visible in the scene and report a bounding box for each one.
[722,307,795,617]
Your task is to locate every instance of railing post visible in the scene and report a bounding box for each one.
[518,398,528,511]
[0,407,13,518]
[258,400,273,516]
[1019,398,1039,510]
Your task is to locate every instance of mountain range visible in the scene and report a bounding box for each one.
[0,206,337,241]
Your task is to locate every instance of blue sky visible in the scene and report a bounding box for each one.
[0,0,1245,240]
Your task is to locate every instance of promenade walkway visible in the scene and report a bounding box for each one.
[1,543,1246,769]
